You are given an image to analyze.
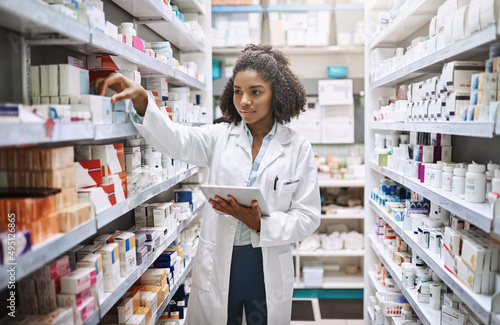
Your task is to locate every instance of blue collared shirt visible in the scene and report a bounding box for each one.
[233,120,277,246]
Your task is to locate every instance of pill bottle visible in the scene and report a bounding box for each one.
[452,167,466,197]
[401,303,412,320]
[492,169,500,193]
[430,283,441,310]
[486,161,499,192]
[375,133,386,149]
[465,163,486,203]
[119,22,136,36]
[432,163,443,188]
[442,165,454,191]
[399,134,409,144]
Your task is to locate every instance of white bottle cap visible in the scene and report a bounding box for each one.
[443,166,454,173]
[468,163,486,173]
[454,168,466,176]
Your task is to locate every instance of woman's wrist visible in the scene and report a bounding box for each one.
[132,88,148,116]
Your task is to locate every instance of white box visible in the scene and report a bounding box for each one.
[153,202,173,227]
[445,92,470,121]
[452,7,468,41]
[40,65,50,97]
[468,0,482,34]
[57,288,92,308]
[146,78,169,101]
[36,308,74,325]
[74,296,95,325]
[441,305,467,325]
[443,227,461,255]
[96,243,120,292]
[442,61,485,92]
[303,266,323,287]
[31,66,40,99]
[457,256,482,293]
[59,64,89,97]
[49,64,59,97]
[60,267,95,294]
[115,232,137,277]
[461,237,486,272]
[480,0,498,29]
[90,144,123,176]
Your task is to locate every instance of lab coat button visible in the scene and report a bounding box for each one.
[225,258,230,264]
[230,225,236,230]
[223,290,228,296]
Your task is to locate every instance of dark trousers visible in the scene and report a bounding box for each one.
[227,245,267,325]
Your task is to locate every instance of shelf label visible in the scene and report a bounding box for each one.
[44,119,55,139]
[439,198,449,206]
[450,202,464,215]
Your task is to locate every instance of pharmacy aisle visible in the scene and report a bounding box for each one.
[0,0,211,324]
[365,1,500,325]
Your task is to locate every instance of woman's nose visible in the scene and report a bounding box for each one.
[241,94,251,106]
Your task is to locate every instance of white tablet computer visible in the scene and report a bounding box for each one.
[200,185,271,216]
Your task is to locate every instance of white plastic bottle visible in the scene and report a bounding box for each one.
[442,165,454,191]
[465,163,486,203]
[431,163,443,188]
[493,169,500,193]
[486,161,499,192]
[452,167,466,197]
[401,303,412,320]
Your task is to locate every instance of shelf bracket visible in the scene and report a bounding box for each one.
[19,36,31,105]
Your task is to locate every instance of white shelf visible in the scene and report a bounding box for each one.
[321,213,364,220]
[367,271,384,293]
[370,24,498,88]
[110,0,204,53]
[94,123,139,140]
[294,273,364,289]
[0,122,94,147]
[213,46,364,55]
[369,235,403,289]
[0,0,90,43]
[295,249,365,257]
[154,257,195,323]
[369,199,404,238]
[172,0,206,15]
[402,286,441,325]
[370,121,496,138]
[403,230,493,323]
[0,220,96,290]
[369,0,444,49]
[370,162,494,233]
[318,174,365,187]
[97,166,204,228]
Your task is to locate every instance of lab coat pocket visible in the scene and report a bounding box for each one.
[278,249,294,304]
[280,180,300,196]
[191,237,215,292]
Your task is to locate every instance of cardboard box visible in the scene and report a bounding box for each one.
[77,187,113,215]
[141,269,167,286]
[74,296,95,324]
[58,203,92,232]
[457,257,482,293]
[442,61,485,92]
[75,160,102,189]
[40,146,74,170]
[57,288,92,308]
[36,308,74,325]
[461,236,486,272]
[441,305,467,325]
[115,232,137,277]
[87,54,138,71]
[77,252,103,277]
[443,227,461,256]
[54,186,78,211]
[91,143,125,177]
[134,306,152,325]
[96,243,120,292]
[94,234,113,246]
[60,267,96,294]
[59,64,89,97]
[153,203,173,227]
[35,256,70,280]
[445,92,470,121]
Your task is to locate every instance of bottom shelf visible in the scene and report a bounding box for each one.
[294,272,364,289]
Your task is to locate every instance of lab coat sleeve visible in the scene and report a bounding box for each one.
[131,95,223,167]
[256,143,321,247]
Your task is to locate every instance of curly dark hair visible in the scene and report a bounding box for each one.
[219,44,307,124]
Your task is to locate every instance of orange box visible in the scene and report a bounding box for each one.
[118,171,127,199]
[54,187,77,211]
[26,148,42,171]
[134,306,152,325]
[141,285,163,307]
[40,146,74,170]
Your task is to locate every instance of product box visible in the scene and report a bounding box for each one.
[96,243,120,292]
[19,277,37,294]
[74,296,95,324]
[457,256,482,293]
[58,203,93,232]
[146,78,169,101]
[57,288,92,308]
[59,64,89,97]
[442,61,485,92]
[60,267,96,294]
[36,308,74,325]
[87,54,138,71]
[174,189,193,210]
[461,236,486,272]
[134,306,152,325]
[117,289,141,323]
[77,187,113,215]
[141,269,167,286]
[125,146,141,174]
[94,234,113,246]
[153,203,173,227]
[76,244,102,263]
[443,227,461,256]
[38,293,58,311]
[65,245,84,271]
[445,92,470,121]
[91,143,125,177]
[115,232,137,277]
[54,186,78,211]
[441,305,467,325]
[40,146,75,170]
[77,252,103,278]
[75,160,102,189]
[35,256,70,280]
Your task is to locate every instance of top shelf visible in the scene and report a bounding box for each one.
[173,0,206,15]
[213,45,364,55]
[110,0,205,53]
[369,0,444,49]
[0,0,90,43]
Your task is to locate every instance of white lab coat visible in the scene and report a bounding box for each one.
[132,96,321,325]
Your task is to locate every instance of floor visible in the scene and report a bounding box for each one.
[290,299,364,325]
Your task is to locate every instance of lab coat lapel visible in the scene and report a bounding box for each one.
[258,123,290,172]
[230,122,252,157]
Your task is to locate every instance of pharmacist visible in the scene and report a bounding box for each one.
[92,44,321,325]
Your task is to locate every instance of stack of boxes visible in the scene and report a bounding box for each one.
[114,232,137,277]
[97,243,121,293]
[75,143,127,215]
[124,139,142,197]
[59,267,96,324]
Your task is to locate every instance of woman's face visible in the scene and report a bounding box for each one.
[233,70,273,130]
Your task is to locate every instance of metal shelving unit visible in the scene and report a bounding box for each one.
[370,25,498,89]
[173,0,206,15]
[0,220,97,290]
[369,199,495,324]
[370,162,493,233]
[110,0,204,53]
[371,121,496,138]
[212,45,364,55]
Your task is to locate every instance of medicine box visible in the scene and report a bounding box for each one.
[115,232,137,277]
[76,244,102,262]
[94,234,114,246]
[212,6,263,48]
[57,287,92,308]
[97,243,120,292]
[74,296,95,324]
[75,160,102,189]
[60,267,96,294]
[87,54,138,71]
[141,269,167,286]
[35,256,70,280]
[442,61,485,92]
[91,143,125,177]
[456,257,482,293]
[36,308,74,325]
[443,227,461,256]
[77,252,103,277]
[153,202,173,227]
[441,305,467,325]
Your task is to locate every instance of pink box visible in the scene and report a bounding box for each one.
[132,36,146,52]
[35,256,70,280]
[60,268,96,294]
[75,296,95,324]
[57,288,92,308]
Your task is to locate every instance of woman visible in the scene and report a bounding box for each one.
[93,44,321,325]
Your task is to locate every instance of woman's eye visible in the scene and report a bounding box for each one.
[234,90,241,94]
[253,90,261,95]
